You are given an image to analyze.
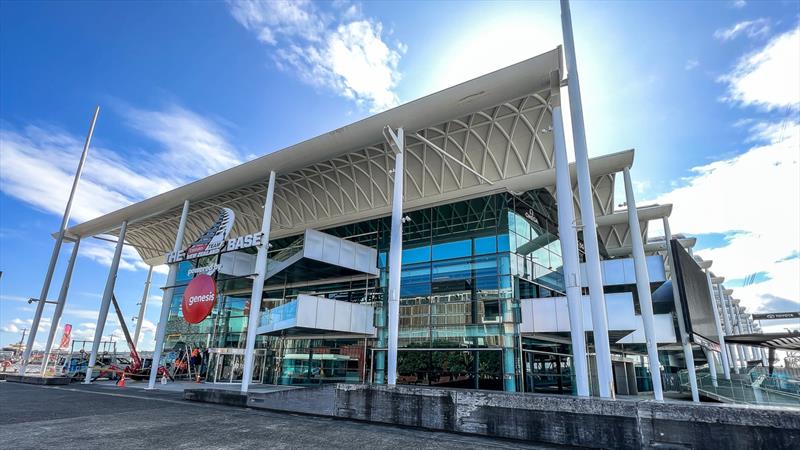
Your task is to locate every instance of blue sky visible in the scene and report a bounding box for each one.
[1,0,798,350]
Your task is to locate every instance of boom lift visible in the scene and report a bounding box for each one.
[90,294,171,381]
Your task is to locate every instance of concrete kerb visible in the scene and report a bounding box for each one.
[185,383,800,449]
[3,374,72,385]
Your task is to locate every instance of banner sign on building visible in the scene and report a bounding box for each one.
[59,324,72,349]
[181,274,217,324]
[752,312,800,320]
[165,207,264,264]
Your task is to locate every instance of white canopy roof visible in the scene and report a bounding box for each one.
[61,46,635,265]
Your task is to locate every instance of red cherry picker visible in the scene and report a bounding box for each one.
[89,294,171,382]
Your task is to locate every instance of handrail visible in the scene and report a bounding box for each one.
[682,371,800,406]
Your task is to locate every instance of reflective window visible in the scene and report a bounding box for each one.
[403,246,431,264]
[432,240,471,261]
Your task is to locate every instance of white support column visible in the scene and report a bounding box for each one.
[84,221,127,383]
[133,265,153,347]
[735,319,747,366]
[20,106,100,374]
[148,200,190,389]
[703,348,718,387]
[705,270,730,380]
[662,217,699,402]
[742,326,754,362]
[717,283,739,373]
[41,237,81,374]
[551,71,589,397]
[560,0,614,398]
[242,170,276,393]
[384,126,404,386]
[623,167,663,401]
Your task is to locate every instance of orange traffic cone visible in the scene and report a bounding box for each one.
[116,372,126,388]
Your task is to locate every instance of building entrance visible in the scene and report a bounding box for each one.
[207,348,272,384]
[523,350,574,395]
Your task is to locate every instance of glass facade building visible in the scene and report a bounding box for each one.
[161,189,573,392]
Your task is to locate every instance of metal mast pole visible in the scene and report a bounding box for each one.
[242,171,276,393]
[40,237,81,374]
[560,0,614,397]
[551,71,589,397]
[133,266,154,347]
[20,105,99,374]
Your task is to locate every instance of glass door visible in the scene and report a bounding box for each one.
[524,350,574,395]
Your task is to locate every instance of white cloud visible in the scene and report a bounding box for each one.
[0,125,146,223]
[651,121,799,314]
[148,294,163,306]
[714,18,770,41]
[0,323,19,333]
[732,0,746,8]
[0,294,29,303]
[79,238,155,272]
[0,104,244,272]
[122,105,242,179]
[684,58,699,71]
[228,0,403,112]
[719,26,800,110]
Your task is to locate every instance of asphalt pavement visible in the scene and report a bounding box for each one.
[0,381,566,449]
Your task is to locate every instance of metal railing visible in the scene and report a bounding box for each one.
[678,369,800,407]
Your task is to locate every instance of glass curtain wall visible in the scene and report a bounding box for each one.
[160,189,567,392]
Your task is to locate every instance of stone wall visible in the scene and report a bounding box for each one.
[186,384,800,449]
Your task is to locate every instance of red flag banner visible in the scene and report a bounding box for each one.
[59,324,72,349]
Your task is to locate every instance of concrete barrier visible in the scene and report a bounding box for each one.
[3,374,72,385]
[186,384,800,449]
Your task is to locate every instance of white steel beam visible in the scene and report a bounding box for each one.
[84,221,127,383]
[717,283,740,373]
[704,347,718,387]
[551,71,589,397]
[41,237,81,374]
[21,106,99,374]
[623,167,663,400]
[384,125,404,386]
[560,0,613,398]
[147,200,190,389]
[133,265,153,347]
[412,132,494,185]
[241,170,277,393]
[705,270,731,380]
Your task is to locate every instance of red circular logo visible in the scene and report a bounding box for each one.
[181,274,217,324]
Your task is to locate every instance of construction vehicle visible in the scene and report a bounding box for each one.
[86,294,171,382]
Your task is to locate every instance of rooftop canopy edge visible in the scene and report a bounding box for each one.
[61,48,633,266]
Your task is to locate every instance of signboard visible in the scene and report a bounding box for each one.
[752,312,800,320]
[670,240,720,346]
[181,274,217,324]
[59,324,72,349]
[165,208,264,264]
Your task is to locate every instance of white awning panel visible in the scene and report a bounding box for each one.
[257,294,376,337]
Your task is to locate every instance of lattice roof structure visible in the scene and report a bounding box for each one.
[62,47,638,265]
